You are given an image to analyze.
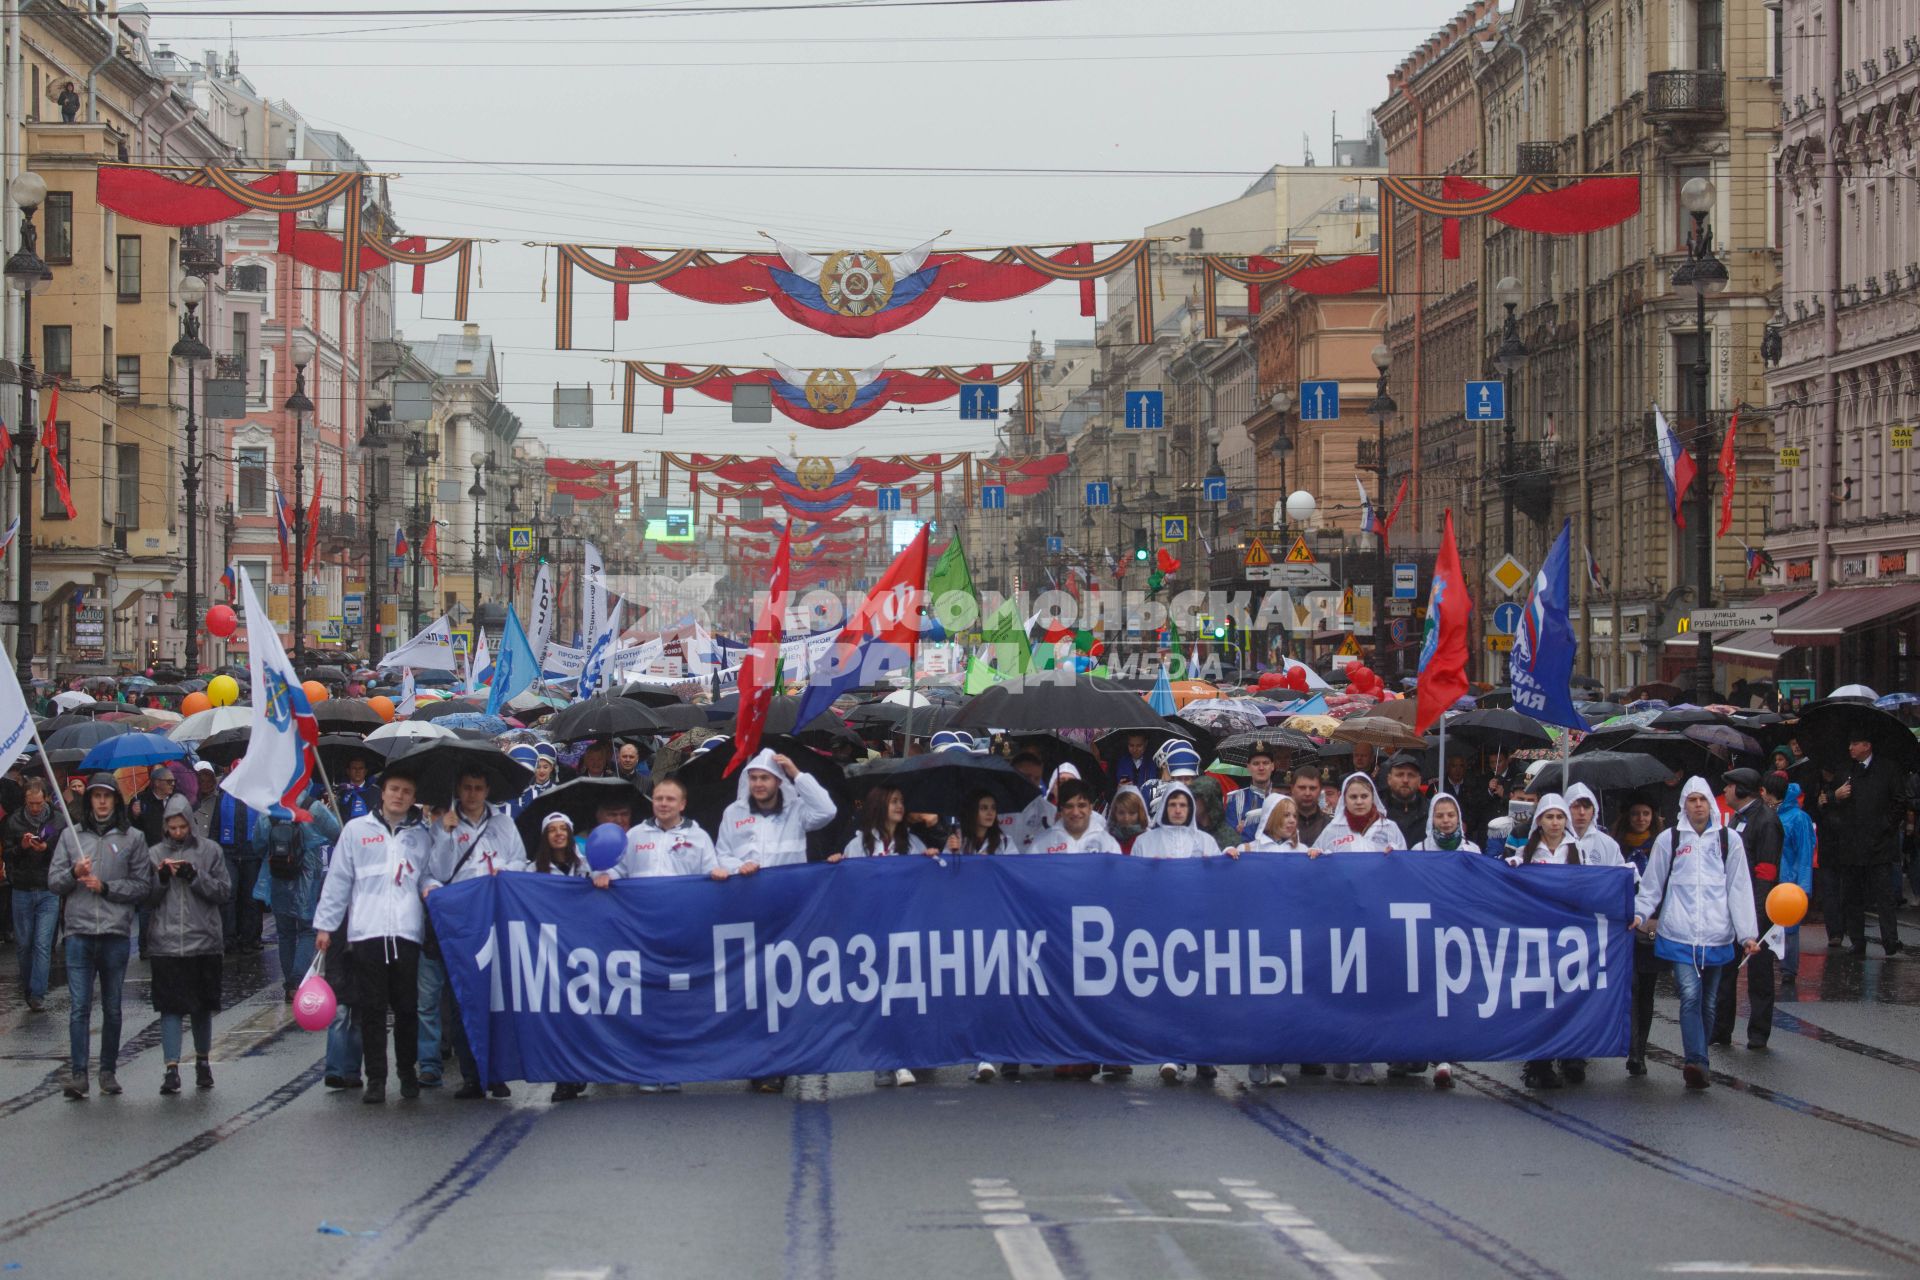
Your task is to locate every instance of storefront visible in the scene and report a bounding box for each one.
[1770,583,1920,695]
[1658,590,1811,696]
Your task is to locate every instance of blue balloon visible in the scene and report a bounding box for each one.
[583,822,627,873]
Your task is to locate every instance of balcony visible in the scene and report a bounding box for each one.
[179,231,224,277]
[1515,142,1558,175]
[214,354,247,383]
[227,263,268,294]
[1503,440,1556,524]
[1645,70,1725,124]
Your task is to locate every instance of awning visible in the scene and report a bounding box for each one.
[1771,584,1920,646]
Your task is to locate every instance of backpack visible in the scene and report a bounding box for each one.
[1650,826,1728,922]
[267,824,302,880]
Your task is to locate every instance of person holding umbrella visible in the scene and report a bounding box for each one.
[944,790,1009,856]
[836,785,931,861]
[1820,730,1906,957]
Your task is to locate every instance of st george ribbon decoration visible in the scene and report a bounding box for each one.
[622,360,1036,432]
[1376,173,1641,293]
[428,853,1634,1087]
[1198,252,1381,338]
[554,235,1157,348]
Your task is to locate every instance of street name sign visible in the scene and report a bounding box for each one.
[1687,606,1781,632]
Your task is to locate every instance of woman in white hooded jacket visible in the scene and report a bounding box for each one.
[1315,773,1406,854]
[715,749,838,873]
[1420,793,1482,855]
[1236,794,1310,854]
[1632,776,1760,1089]
[1505,794,1596,1089]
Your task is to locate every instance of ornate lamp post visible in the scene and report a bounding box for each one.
[1367,343,1398,672]
[1491,276,1528,559]
[285,334,316,665]
[5,171,52,681]
[1672,176,1728,702]
[172,273,211,672]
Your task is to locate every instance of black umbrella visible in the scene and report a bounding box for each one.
[1603,731,1720,778]
[146,684,187,699]
[512,776,653,854]
[895,704,962,742]
[673,733,852,860]
[546,694,673,742]
[318,733,393,778]
[618,684,686,708]
[646,702,715,732]
[410,696,488,723]
[1439,707,1555,752]
[1214,728,1320,767]
[194,727,254,770]
[845,700,913,727]
[1544,750,1673,794]
[1475,687,1516,710]
[847,752,1040,819]
[36,714,99,737]
[952,672,1168,733]
[1792,699,1920,772]
[1650,706,1727,730]
[383,740,533,808]
[43,720,136,753]
[744,696,862,749]
[315,699,384,734]
[1093,725,1190,756]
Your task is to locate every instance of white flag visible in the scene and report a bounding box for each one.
[542,642,586,679]
[378,612,459,672]
[578,600,623,696]
[582,542,606,648]
[397,667,418,718]
[468,630,492,695]
[1760,923,1787,958]
[525,563,555,667]
[0,649,37,778]
[220,572,321,818]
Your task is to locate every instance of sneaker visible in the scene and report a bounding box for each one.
[873,1069,896,1088]
[1521,1063,1560,1089]
[1195,1065,1218,1082]
[1247,1063,1270,1087]
[362,1080,386,1104]
[1159,1063,1184,1083]
[488,1083,512,1099]
[1746,1040,1769,1051]
[1432,1063,1454,1089]
[453,1082,485,1100]
[1682,1064,1710,1090]
[973,1061,999,1084]
[1002,1064,1023,1083]
[1327,1063,1350,1083]
[416,1072,443,1089]
[1386,1063,1412,1079]
[63,1070,89,1100]
[660,1082,681,1093]
[551,1083,583,1103]
[1347,1063,1377,1086]
[98,1071,122,1096]
[195,1060,214,1090]
[1625,1058,1648,1077]
[893,1068,918,1087]
[399,1076,421,1100]
[324,1075,364,1090]
[751,1076,787,1094]
[637,1083,663,1094]
[160,1065,182,1095]
[1299,1063,1327,1077]
[26,997,44,1013]
[1101,1064,1134,1079]
[1559,1061,1587,1085]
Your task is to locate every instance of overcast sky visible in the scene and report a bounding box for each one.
[151,0,1456,474]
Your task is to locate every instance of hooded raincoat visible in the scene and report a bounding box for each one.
[714,748,837,871]
[1131,782,1222,859]
[1010,763,1105,850]
[1776,783,1815,893]
[1564,783,1625,866]
[1507,793,1582,866]
[49,788,153,938]
[1420,792,1482,854]
[144,795,232,958]
[1238,793,1310,853]
[1632,777,1760,968]
[1315,773,1405,853]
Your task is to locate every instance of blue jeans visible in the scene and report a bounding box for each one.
[66,934,132,1076]
[274,912,315,994]
[326,1004,364,1080]
[224,853,263,948]
[416,953,445,1078]
[161,1011,212,1064]
[12,889,59,1001]
[1671,959,1724,1069]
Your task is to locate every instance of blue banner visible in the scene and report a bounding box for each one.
[428,854,1635,1086]
[1509,518,1589,731]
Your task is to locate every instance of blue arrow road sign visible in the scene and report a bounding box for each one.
[1123,390,1164,430]
[1203,475,1228,502]
[959,383,1000,420]
[1047,536,1064,554]
[981,485,1007,510]
[1465,380,1506,421]
[1299,380,1341,421]
[1085,481,1111,507]
[1492,602,1524,634]
[877,487,902,512]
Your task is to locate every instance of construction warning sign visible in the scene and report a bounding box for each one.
[1284,536,1315,564]
[1243,536,1272,568]
[1339,585,1357,616]
[1336,634,1362,657]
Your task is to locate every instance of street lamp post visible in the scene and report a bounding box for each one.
[469,451,490,626]
[358,408,389,661]
[1367,343,1398,674]
[285,335,316,666]
[405,431,436,637]
[1267,385,1293,528]
[5,171,52,682]
[1672,176,1728,702]
[1491,276,1528,559]
[173,273,211,673]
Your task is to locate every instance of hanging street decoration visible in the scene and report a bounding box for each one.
[1199,252,1381,338]
[1376,174,1641,293]
[622,360,1037,433]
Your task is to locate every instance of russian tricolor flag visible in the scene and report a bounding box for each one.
[1653,404,1698,528]
[788,524,931,728]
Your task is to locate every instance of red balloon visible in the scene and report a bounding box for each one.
[1088,641,1106,659]
[205,604,237,638]
[1284,667,1310,692]
[1256,670,1285,690]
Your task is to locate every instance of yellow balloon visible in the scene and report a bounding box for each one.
[207,674,241,707]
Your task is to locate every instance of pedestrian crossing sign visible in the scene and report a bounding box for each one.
[508,526,533,553]
[1284,536,1315,564]
[1243,536,1271,568]
[1160,515,1189,542]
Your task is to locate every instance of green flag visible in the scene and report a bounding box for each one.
[925,536,977,642]
[964,651,1001,696]
[977,594,1031,682]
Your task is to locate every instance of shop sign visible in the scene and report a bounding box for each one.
[1879,551,1908,576]
[1783,559,1814,583]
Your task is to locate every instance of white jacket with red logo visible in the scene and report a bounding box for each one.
[619,817,720,878]
[314,810,443,944]
[715,748,838,871]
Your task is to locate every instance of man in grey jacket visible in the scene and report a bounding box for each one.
[49,775,153,1099]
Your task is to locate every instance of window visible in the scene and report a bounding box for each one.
[237,447,268,511]
[117,444,140,529]
[41,424,71,519]
[232,263,268,293]
[230,313,248,364]
[1696,0,1723,70]
[115,236,141,301]
[239,560,269,600]
[102,326,113,386]
[42,325,71,376]
[116,355,140,398]
[43,191,71,264]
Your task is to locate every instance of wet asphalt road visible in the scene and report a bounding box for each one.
[1,919,1918,1280]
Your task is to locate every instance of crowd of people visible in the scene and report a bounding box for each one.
[2,710,1912,1105]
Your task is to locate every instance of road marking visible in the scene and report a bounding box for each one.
[1228,1180,1386,1280]
[544,1270,613,1279]
[1170,1190,1216,1200]
[1658,1267,1880,1276]
[976,1180,1068,1280]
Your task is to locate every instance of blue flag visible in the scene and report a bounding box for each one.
[1509,519,1587,731]
[486,605,539,716]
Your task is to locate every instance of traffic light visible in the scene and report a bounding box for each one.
[1210,622,1228,640]
[1133,527,1149,561]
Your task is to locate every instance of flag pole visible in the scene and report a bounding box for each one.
[23,717,85,869]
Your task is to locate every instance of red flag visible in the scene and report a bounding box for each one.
[41,389,77,522]
[302,473,324,570]
[1716,410,1738,538]
[725,521,793,778]
[1413,510,1472,736]
[423,522,440,585]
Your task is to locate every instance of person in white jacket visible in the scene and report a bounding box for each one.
[1506,794,1579,867]
[1023,782,1121,854]
[619,776,726,881]
[1633,776,1760,1089]
[1564,782,1624,867]
[1315,773,1406,854]
[1011,762,1105,851]
[1234,794,1310,856]
[314,770,444,1104]
[715,749,838,874]
[836,784,931,862]
[1420,793,1482,856]
[1132,782,1222,860]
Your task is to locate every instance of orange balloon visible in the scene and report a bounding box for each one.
[301,680,331,705]
[181,691,212,716]
[1766,882,1808,928]
[367,695,396,723]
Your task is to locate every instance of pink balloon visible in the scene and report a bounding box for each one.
[293,972,337,1032]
